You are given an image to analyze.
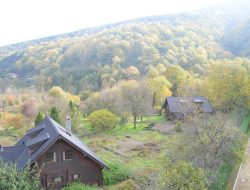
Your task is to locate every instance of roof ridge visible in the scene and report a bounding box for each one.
[1,144,25,148]
[45,116,61,134]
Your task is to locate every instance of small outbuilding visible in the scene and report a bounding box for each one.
[164,96,213,120]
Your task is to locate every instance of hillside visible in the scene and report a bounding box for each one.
[0,10,250,93]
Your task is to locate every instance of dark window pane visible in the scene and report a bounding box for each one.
[46,152,56,162]
[63,150,73,160]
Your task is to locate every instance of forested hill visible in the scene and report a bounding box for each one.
[0,10,250,93]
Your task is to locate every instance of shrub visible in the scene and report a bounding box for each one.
[104,161,131,185]
[88,109,117,131]
[110,179,139,190]
[0,162,40,190]
[62,183,99,190]
[162,160,207,190]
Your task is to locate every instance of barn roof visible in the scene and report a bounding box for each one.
[1,116,108,170]
[164,96,213,113]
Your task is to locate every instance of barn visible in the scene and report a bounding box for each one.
[164,96,213,120]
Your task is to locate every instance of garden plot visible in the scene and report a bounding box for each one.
[98,136,161,158]
[151,121,176,134]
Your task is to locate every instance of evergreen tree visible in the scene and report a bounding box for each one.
[69,100,76,112]
[34,112,44,126]
[50,107,60,123]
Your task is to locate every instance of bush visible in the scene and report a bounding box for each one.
[88,109,117,131]
[109,179,139,190]
[104,161,131,185]
[162,160,207,190]
[62,183,99,190]
[0,162,40,190]
[175,121,182,132]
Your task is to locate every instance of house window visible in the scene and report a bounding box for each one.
[52,176,63,182]
[72,174,80,180]
[45,152,57,163]
[63,150,73,161]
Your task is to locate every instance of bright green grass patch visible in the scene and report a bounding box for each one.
[241,112,250,133]
[142,115,166,123]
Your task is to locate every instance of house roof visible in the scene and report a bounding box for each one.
[2,116,108,170]
[0,145,25,164]
[164,96,213,113]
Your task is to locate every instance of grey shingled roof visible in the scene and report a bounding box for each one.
[2,116,108,170]
[165,96,213,113]
[0,145,25,164]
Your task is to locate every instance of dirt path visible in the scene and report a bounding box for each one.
[233,139,250,190]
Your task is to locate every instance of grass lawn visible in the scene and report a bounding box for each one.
[76,115,180,189]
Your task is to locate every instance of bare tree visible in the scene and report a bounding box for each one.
[119,80,152,128]
[175,112,245,173]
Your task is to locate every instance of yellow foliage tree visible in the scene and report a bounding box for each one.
[49,86,80,103]
[147,76,172,109]
[0,112,24,132]
[203,62,250,110]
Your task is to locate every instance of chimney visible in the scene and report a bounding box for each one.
[66,116,71,135]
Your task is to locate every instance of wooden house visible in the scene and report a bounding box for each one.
[0,116,108,189]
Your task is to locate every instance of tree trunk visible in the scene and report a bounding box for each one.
[133,115,137,129]
[152,91,156,108]
[141,116,143,122]
[159,108,162,116]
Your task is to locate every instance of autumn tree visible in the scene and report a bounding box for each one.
[125,66,140,79]
[147,76,172,110]
[0,112,23,133]
[164,65,191,96]
[119,80,152,128]
[203,62,250,111]
[21,100,37,118]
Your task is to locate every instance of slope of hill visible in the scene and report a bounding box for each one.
[0,9,249,93]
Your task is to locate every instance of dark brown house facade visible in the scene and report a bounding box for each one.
[0,116,108,189]
[164,96,213,120]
